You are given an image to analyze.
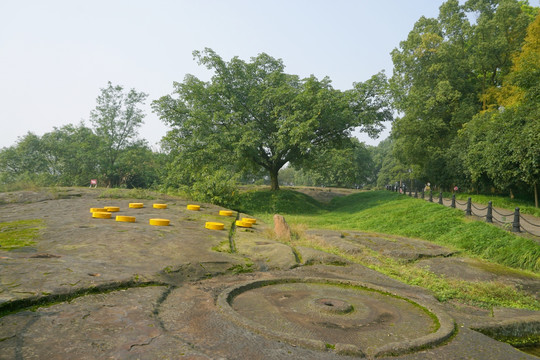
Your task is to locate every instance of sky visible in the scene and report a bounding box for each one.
[2,0,535,151]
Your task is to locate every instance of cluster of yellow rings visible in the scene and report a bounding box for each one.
[205,222,224,230]
[90,203,169,225]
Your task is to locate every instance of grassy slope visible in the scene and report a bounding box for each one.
[237,190,540,273]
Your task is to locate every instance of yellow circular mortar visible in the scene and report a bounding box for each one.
[104,206,120,212]
[187,204,200,211]
[205,222,224,230]
[92,211,111,219]
[242,218,257,224]
[236,220,252,228]
[90,207,107,213]
[153,203,168,209]
[150,218,170,226]
[219,210,234,216]
[116,216,135,223]
[129,203,144,208]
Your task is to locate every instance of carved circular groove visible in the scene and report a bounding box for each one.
[218,278,455,357]
[312,298,354,314]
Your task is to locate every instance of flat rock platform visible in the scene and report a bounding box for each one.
[0,188,538,359]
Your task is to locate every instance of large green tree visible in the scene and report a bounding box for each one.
[461,11,540,206]
[390,0,533,189]
[153,49,392,190]
[90,82,148,187]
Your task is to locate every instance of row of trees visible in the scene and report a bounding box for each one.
[0,83,162,189]
[387,0,539,206]
[1,0,538,207]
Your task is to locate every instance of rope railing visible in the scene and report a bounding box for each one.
[520,216,540,228]
[470,210,486,218]
[492,208,514,217]
[492,217,509,225]
[386,186,539,238]
[471,204,489,211]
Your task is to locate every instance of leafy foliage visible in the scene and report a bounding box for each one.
[90,82,149,187]
[153,48,392,191]
[389,0,535,191]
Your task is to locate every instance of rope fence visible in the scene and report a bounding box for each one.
[492,208,514,217]
[385,185,540,238]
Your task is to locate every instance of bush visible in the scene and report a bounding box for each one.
[190,169,239,207]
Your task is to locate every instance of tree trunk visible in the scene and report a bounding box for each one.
[270,169,280,191]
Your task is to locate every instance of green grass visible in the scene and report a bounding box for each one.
[285,229,539,310]
[235,189,327,215]
[0,219,45,250]
[237,190,540,273]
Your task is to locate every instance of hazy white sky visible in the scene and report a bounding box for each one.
[2,0,535,150]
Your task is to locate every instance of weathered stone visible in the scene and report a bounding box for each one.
[273,214,291,240]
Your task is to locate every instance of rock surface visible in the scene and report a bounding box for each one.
[0,188,538,359]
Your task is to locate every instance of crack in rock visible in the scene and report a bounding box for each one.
[128,334,160,351]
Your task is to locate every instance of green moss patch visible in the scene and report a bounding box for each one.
[0,219,45,250]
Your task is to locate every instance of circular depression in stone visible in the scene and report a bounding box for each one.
[312,298,354,314]
[218,278,454,357]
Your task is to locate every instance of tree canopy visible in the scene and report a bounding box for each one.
[388,0,537,198]
[153,48,392,191]
[90,82,148,187]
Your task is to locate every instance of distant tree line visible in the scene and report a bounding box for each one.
[0,82,163,189]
